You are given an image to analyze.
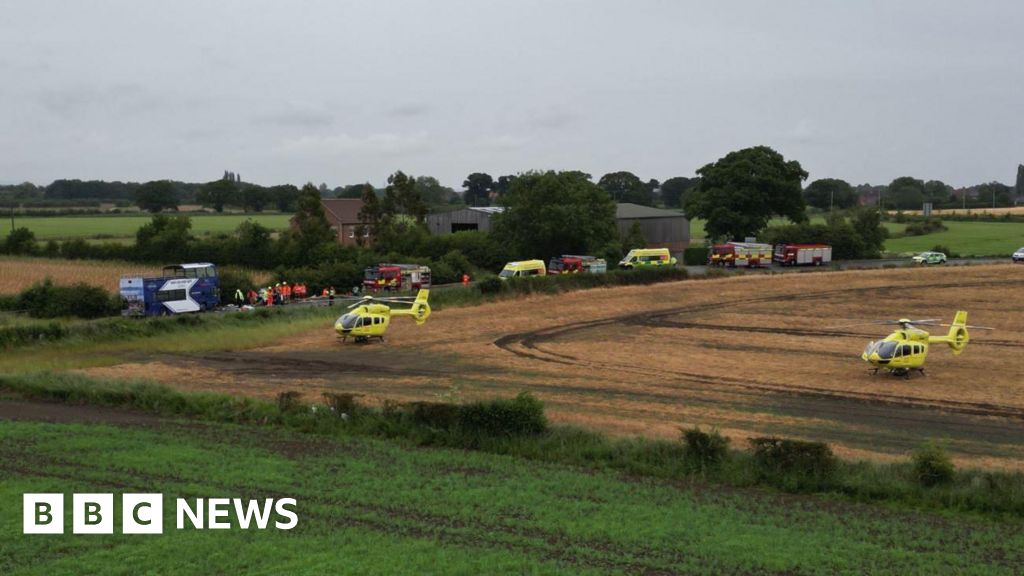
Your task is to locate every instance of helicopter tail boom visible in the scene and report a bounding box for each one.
[928,310,969,355]
[390,289,431,325]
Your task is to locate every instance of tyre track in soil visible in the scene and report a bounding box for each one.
[493,279,1024,450]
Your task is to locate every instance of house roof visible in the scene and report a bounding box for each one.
[615,203,686,219]
[468,206,504,214]
[320,198,365,224]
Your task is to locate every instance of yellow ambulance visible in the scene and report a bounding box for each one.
[618,248,677,269]
[498,259,547,279]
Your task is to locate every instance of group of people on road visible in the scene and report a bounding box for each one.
[234,282,320,307]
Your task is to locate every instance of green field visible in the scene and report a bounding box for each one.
[883,221,1024,256]
[2,414,1022,575]
[9,213,292,240]
[689,217,1024,257]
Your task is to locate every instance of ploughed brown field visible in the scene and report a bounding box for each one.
[85,264,1024,468]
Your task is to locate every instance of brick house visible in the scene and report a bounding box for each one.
[320,198,368,246]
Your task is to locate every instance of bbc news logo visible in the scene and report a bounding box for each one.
[24,494,298,534]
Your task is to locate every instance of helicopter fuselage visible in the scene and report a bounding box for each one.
[862,329,930,373]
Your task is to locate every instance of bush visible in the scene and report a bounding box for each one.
[749,437,837,491]
[477,277,506,295]
[217,268,255,303]
[681,427,729,474]
[322,392,362,417]
[0,322,69,348]
[4,227,37,255]
[409,401,461,430]
[930,244,959,258]
[17,279,120,319]
[683,246,708,266]
[903,219,946,236]
[458,392,547,442]
[276,391,303,413]
[911,442,955,487]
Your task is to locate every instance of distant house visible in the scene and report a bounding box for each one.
[319,198,367,246]
[425,202,689,254]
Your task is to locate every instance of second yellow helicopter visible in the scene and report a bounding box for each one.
[859,311,992,378]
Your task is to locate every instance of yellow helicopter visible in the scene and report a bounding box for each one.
[857,311,992,378]
[334,289,431,343]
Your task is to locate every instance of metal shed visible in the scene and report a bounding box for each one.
[426,206,504,235]
[615,203,689,253]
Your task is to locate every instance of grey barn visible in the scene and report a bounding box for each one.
[425,203,689,254]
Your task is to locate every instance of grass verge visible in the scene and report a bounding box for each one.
[3,372,1023,519]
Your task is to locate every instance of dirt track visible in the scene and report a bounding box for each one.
[82,264,1024,468]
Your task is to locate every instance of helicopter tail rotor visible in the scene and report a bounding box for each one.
[926,310,995,355]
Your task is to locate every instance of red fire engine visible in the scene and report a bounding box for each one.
[708,242,773,268]
[772,243,832,266]
[363,264,432,292]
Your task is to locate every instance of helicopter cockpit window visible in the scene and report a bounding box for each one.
[875,341,898,359]
[338,314,360,330]
[899,344,913,357]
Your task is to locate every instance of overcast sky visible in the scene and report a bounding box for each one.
[2,1,1022,189]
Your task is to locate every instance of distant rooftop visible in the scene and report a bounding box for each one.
[467,206,504,214]
[615,203,686,219]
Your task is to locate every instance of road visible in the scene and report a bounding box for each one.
[684,256,1011,276]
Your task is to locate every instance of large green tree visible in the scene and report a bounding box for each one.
[135,180,179,213]
[268,184,300,212]
[135,215,193,261]
[598,171,652,206]
[414,176,458,208]
[240,184,271,212]
[492,170,618,260]
[976,182,1014,207]
[356,183,381,247]
[289,183,336,254]
[660,176,698,208]
[382,171,428,222]
[685,146,808,241]
[197,179,238,213]
[803,178,857,211]
[463,172,494,207]
[922,180,954,206]
[885,177,925,210]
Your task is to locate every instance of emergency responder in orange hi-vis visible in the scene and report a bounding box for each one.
[461,273,470,285]
[282,283,292,301]
[266,287,274,307]
[247,289,257,305]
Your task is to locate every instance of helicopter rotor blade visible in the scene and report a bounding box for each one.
[932,323,996,330]
[827,320,898,329]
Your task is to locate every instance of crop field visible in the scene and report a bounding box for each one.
[22,264,1017,469]
[9,213,292,240]
[897,206,1024,217]
[0,256,271,294]
[2,404,1022,574]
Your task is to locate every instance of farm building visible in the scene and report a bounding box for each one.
[426,203,689,253]
[615,203,689,253]
[425,206,504,235]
